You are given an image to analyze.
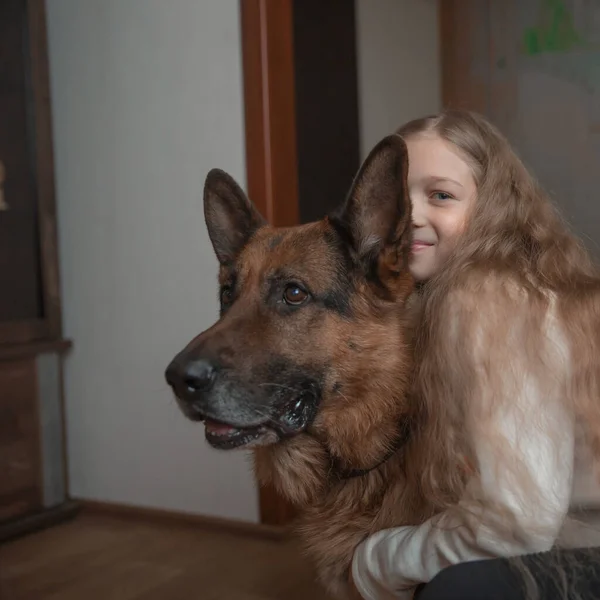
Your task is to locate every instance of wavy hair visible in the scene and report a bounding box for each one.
[398,110,600,599]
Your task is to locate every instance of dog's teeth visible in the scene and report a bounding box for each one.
[205,420,237,437]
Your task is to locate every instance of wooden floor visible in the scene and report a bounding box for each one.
[0,512,332,600]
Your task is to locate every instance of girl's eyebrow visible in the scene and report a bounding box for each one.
[426,176,464,188]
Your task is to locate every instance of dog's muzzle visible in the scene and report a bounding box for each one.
[165,355,321,450]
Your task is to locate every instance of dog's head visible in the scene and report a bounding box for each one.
[165,135,414,451]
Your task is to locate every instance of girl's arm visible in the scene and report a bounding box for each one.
[351,284,575,600]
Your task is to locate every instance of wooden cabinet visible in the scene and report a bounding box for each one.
[0,360,41,523]
[0,0,76,541]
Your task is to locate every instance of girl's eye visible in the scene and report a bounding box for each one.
[283,284,309,306]
[431,191,453,201]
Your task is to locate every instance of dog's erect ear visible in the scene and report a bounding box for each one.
[329,134,411,272]
[204,168,267,265]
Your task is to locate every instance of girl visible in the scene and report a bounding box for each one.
[350,110,600,599]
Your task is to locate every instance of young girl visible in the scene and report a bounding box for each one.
[350,110,600,599]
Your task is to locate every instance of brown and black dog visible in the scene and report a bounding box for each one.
[165,135,429,598]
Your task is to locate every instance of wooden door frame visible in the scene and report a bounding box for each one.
[240,0,299,229]
[239,0,299,526]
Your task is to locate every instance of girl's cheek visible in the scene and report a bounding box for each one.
[441,214,467,241]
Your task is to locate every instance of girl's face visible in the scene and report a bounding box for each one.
[406,133,477,282]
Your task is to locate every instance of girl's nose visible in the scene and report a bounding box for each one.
[411,197,427,227]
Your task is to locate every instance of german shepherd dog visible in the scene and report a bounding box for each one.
[165,135,428,598]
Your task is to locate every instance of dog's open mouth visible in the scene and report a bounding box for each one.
[191,392,319,450]
[203,419,269,449]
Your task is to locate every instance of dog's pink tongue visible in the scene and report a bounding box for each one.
[205,419,236,436]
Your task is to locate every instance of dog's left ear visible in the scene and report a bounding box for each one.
[204,169,267,265]
[329,134,412,276]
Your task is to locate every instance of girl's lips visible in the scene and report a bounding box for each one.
[411,241,434,251]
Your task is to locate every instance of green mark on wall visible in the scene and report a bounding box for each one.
[523,0,587,55]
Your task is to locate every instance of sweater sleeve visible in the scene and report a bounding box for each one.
[351,289,575,600]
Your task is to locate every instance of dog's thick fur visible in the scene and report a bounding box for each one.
[166,136,431,598]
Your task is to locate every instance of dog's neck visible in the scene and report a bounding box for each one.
[312,393,410,469]
[253,391,413,506]
[323,418,411,479]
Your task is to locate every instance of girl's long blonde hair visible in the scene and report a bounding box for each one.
[398,110,600,598]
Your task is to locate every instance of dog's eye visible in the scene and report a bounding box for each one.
[283,284,308,306]
[220,285,233,306]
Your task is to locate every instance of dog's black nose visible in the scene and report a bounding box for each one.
[165,358,217,395]
[182,359,217,393]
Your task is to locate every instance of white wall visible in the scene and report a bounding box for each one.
[46,0,259,522]
[355,0,442,159]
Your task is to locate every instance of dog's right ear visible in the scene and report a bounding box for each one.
[204,169,266,265]
[329,134,412,275]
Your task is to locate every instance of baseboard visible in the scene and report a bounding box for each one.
[0,500,80,544]
[77,499,288,541]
